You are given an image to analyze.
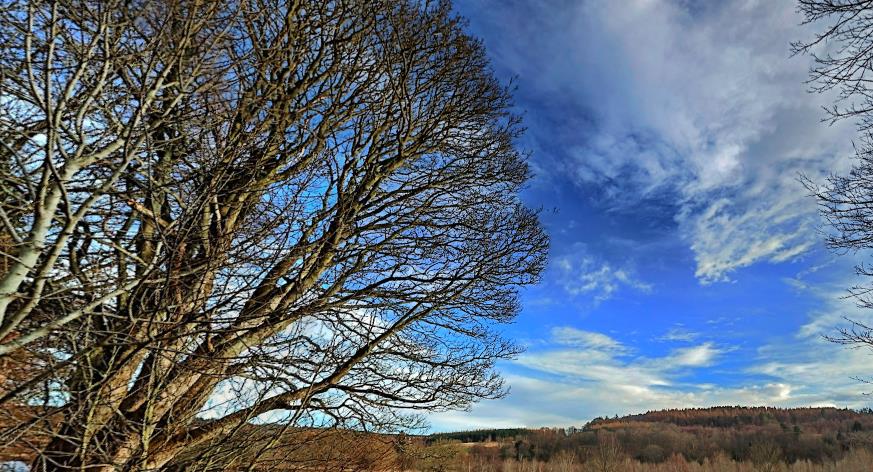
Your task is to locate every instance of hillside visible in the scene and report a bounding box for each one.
[587,406,873,430]
[428,406,873,469]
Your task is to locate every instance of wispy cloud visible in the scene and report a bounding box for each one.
[666,342,723,368]
[566,0,851,283]
[433,276,873,430]
[551,326,630,353]
[656,327,700,343]
[430,325,870,430]
[425,0,873,434]
[516,329,730,389]
[553,249,652,303]
[781,268,871,339]
[428,328,815,430]
[463,0,855,282]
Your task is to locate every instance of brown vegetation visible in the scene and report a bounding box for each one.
[4,405,873,470]
[429,407,873,471]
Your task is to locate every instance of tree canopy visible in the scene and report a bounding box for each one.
[0,0,548,470]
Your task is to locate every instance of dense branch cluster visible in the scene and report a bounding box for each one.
[797,2,873,371]
[793,0,873,130]
[0,0,548,470]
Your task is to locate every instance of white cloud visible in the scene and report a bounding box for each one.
[584,0,854,282]
[551,326,629,352]
[684,192,820,282]
[426,277,873,431]
[657,327,700,342]
[746,333,873,408]
[554,250,652,303]
[470,0,856,282]
[423,0,873,434]
[429,316,873,430]
[429,337,869,431]
[514,329,729,394]
[428,369,825,431]
[666,342,722,367]
[781,266,873,339]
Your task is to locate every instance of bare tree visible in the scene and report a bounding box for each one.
[749,441,782,472]
[793,1,873,131]
[796,2,873,375]
[550,450,577,472]
[0,0,548,470]
[588,433,623,472]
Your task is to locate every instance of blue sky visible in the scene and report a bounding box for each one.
[429,0,873,431]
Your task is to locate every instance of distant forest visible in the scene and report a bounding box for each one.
[425,406,873,470]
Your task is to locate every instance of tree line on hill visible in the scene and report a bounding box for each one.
[428,406,873,469]
[588,406,873,431]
